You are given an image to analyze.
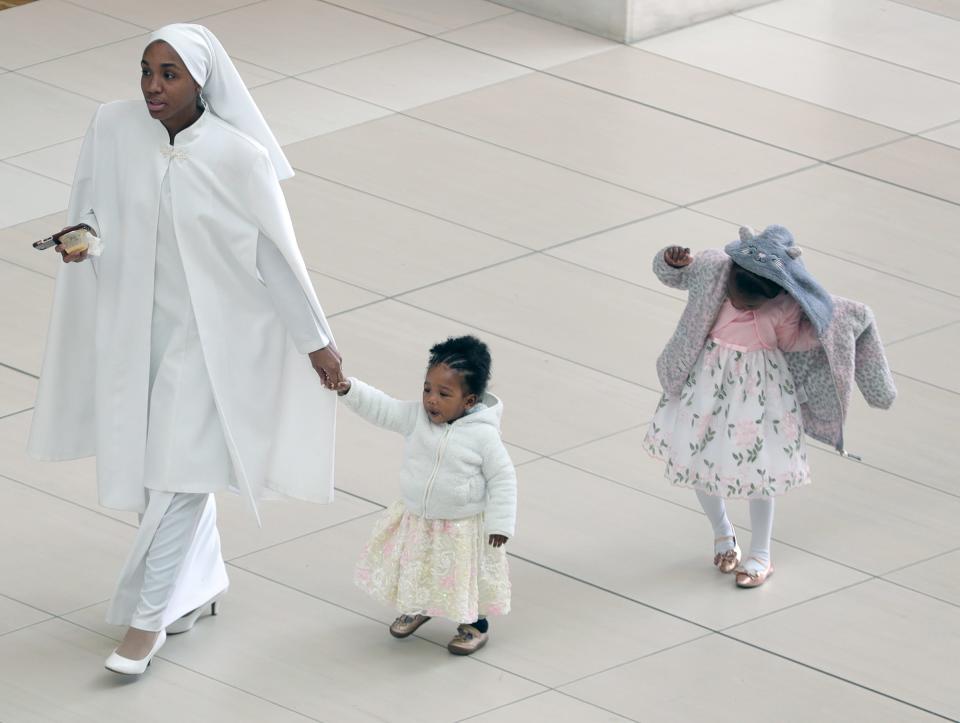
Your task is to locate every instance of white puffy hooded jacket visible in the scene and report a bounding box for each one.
[340,378,517,538]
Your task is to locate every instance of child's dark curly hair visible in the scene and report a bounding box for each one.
[428,335,492,397]
[731,263,782,299]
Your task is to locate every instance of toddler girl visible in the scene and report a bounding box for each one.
[643,225,896,587]
[337,335,516,653]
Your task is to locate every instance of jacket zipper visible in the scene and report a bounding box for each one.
[421,425,452,513]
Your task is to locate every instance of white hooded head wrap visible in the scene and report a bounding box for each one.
[147,23,294,180]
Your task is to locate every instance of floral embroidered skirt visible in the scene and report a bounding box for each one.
[643,339,811,499]
[354,500,511,623]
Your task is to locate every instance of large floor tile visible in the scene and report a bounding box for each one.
[637,16,960,133]
[0,476,134,614]
[300,38,528,111]
[284,172,525,296]
[468,692,632,723]
[68,568,545,722]
[0,163,69,228]
[400,253,679,390]
[330,301,650,455]
[554,425,706,510]
[286,115,669,248]
[923,121,960,149]
[693,164,960,296]
[0,211,68,276]
[886,322,960,392]
[885,550,960,606]
[836,136,960,205]
[202,0,422,75]
[217,490,381,562]
[0,411,119,522]
[893,0,960,20]
[20,34,282,104]
[0,75,98,159]
[552,47,901,160]
[555,419,960,576]
[0,595,49,636]
[0,365,35,419]
[510,459,867,630]
[6,138,82,185]
[441,11,616,70]
[0,0,143,70]
[252,78,391,146]
[0,619,315,723]
[0,260,54,375]
[836,375,959,495]
[562,633,936,723]
[321,0,512,35]
[233,517,704,687]
[729,579,960,720]
[411,73,811,205]
[308,269,383,315]
[67,0,259,29]
[549,208,960,344]
[724,446,960,574]
[741,0,960,82]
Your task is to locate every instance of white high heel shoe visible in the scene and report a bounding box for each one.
[105,629,166,675]
[166,595,221,635]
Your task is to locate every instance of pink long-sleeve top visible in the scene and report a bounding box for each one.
[710,293,820,353]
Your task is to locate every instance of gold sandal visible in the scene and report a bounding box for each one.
[714,536,741,574]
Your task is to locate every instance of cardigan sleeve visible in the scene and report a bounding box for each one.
[653,246,694,290]
[854,307,897,409]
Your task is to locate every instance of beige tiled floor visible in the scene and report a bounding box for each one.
[0,1,957,721]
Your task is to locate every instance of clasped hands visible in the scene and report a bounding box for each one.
[309,346,345,391]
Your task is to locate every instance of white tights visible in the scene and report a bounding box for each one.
[695,490,775,567]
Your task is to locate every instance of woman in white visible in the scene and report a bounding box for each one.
[28,24,343,675]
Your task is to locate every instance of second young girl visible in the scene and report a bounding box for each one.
[337,335,516,654]
[644,225,895,587]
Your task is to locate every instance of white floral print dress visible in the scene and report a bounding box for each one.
[644,295,820,499]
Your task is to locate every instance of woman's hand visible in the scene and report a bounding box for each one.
[335,379,352,396]
[308,346,344,390]
[663,246,692,268]
[55,243,89,264]
[489,534,508,548]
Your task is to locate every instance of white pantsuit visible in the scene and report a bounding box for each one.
[107,166,328,630]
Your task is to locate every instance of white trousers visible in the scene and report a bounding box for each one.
[107,491,229,631]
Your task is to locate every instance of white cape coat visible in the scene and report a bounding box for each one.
[28,101,336,521]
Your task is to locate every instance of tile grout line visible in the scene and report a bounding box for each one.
[224,563,551,690]
[0,472,139,530]
[1,135,83,165]
[736,13,960,88]
[620,43,930,138]
[225,507,383,564]
[507,553,955,720]
[0,406,33,422]
[881,544,960,576]
[58,615,324,722]
[886,319,960,347]
[290,165,532,251]
[0,361,39,380]
[0,158,71,190]
[887,0,960,22]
